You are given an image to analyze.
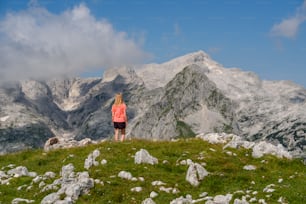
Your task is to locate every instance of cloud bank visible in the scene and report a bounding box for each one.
[270,1,306,38]
[0,4,149,82]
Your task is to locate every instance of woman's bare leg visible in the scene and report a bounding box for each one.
[120,129,125,141]
[114,129,119,141]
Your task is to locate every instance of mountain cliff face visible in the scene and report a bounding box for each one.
[0,51,305,159]
[128,64,238,139]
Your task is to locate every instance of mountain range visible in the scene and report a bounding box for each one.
[0,50,305,160]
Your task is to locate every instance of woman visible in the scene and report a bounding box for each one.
[111,93,127,141]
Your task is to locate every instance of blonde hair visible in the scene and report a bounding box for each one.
[114,93,123,105]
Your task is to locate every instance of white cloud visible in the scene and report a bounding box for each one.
[0,3,149,82]
[270,1,306,38]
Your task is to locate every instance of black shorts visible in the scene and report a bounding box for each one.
[113,122,126,129]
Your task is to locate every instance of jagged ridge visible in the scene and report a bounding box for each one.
[0,50,305,160]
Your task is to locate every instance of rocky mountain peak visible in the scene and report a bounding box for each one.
[135,50,221,90]
[102,66,143,86]
[164,50,220,69]
[128,64,237,139]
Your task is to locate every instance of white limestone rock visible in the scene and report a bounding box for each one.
[186,161,209,187]
[263,184,275,193]
[44,171,56,179]
[41,164,94,203]
[61,163,75,180]
[65,183,81,201]
[223,135,255,150]
[159,186,179,194]
[84,149,100,170]
[7,166,36,178]
[0,171,8,179]
[150,191,158,198]
[243,165,257,171]
[41,193,60,204]
[213,194,233,204]
[101,159,107,165]
[234,197,249,204]
[134,149,158,165]
[252,141,292,159]
[170,195,193,204]
[196,132,231,144]
[197,132,293,159]
[131,186,142,192]
[142,198,156,204]
[118,171,133,180]
[151,180,166,186]
[11,198,35,204]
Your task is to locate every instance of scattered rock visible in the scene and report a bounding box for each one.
[233,197,249,204]
[135,149,158,165]
[196,133,231,144]
[11,198,35,204]
[7,166,37,178]
[197,133,292,159]
[159,186,179,194]
[150,191,158,198]
[243,165,256,171]
[263,184,275,193]
[252,142,292,159]
[0,171,8,179]
[131,186,142,192]
[258,198,267,204]
[118,171,133,180]
[151,180,166,186]
[101,159,107,165]
[223,135,255,150]
[170,195,193,204]
[186,161,208,187]
[41,193,60,204]
[84,149,100,169]
[41,164,94,203]
[199,192,208,198]
[213,194,233,204]
[142,198,156,204]
[45,171,56,178]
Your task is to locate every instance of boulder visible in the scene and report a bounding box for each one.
[186,162,208,187]
[84,149,100,169]
[134,149,158,165]
[142,198,156,204]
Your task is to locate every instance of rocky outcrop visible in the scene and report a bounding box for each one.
[196,132,292,159]
[40,163,95,204]
[44,137,98,151]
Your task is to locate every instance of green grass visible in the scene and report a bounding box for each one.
[0,138,305,203]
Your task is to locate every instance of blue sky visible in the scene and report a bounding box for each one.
[0,0,305,88]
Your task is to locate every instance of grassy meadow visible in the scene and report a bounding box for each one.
[0,138,305,203]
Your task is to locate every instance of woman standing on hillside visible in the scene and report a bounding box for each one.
[111,93,128,141]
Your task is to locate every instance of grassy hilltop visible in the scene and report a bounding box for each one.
[0,139,305,203]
